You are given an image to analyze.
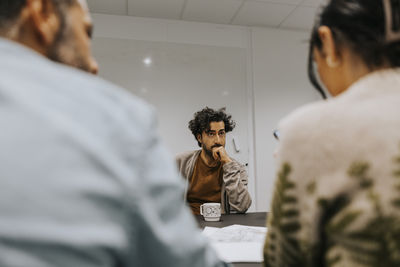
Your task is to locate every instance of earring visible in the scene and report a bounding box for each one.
[326,57,340,68]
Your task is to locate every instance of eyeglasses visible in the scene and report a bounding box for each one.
[273,129,280,141]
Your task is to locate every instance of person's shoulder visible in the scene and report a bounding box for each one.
[175,150,201,159]
[276,93,365,166]
[276,97,355,159]
[278,100,329,141]
[176,150,200,161]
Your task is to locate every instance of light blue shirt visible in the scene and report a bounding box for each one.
[0,38,227,267]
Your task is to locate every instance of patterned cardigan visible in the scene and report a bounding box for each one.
[264,69,400,267]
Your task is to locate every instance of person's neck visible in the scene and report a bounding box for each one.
[0,22,47,57]
[200,149,219,167]
[334,49,384,96]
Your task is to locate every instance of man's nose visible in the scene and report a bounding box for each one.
[89,58,99,75]
[215,135,224,144]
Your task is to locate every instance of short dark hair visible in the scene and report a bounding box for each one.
[0,1,26,24]
[188,107,236,147]
[308,0,400,98]
[0,0,75,28]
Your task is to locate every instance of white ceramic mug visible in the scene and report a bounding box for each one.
[200,203,221,221]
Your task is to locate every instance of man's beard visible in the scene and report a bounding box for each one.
[204,146,214,159]
[203,144,222,160]
[47,18,91,72]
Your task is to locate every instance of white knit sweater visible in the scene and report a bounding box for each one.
[264,69,400,267]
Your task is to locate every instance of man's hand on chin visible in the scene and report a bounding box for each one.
[212,146,232,165]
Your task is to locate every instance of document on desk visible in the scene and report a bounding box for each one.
[202,224,267,263]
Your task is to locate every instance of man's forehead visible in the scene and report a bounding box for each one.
[209,121,225,130]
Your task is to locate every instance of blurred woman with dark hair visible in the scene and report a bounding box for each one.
[264,0,400,266]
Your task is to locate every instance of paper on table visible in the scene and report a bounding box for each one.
[202,224,267,263]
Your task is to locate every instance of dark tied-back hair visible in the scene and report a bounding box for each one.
[189,107,236,147]
[308,0,400,99]
[0,0,26,23]
[0,0,75,28]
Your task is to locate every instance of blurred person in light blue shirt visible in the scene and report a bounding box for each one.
[0,0,228,266]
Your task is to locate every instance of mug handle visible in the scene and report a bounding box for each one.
[200,204,204,215]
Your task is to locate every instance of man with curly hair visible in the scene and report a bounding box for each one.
[176,107,252,215]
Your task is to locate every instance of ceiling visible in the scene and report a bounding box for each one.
[87,0,325,31]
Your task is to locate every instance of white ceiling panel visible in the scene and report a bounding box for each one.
[87,0,127,15]
[88,0,327,31]
[280,6,318,30]
[128,0,186,20]
[183,0,243,24]
[233,2,296,27]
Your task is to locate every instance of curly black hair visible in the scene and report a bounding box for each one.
[188,107,236,147]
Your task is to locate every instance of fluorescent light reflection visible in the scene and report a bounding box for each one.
[143,57,152,66]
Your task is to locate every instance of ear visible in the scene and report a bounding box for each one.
[318,26,341,68]
[26,0,60,47]
[196,134,202,144]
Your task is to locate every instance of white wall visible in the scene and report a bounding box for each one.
[90,14,320,212]
[251,28,320,211]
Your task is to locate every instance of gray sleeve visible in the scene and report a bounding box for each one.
[126,113,229,267]
[222,161,252,213]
